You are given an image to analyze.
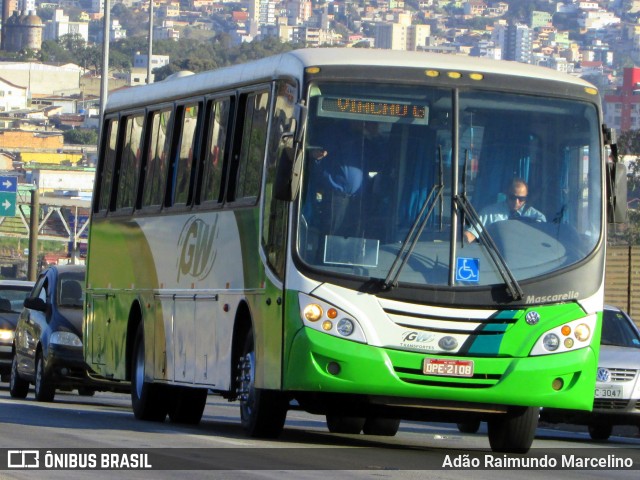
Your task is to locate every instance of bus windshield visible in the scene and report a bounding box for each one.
[297,81,602,288]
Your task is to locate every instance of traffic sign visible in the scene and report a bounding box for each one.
[0,175,17,193]
[0,175,17,217]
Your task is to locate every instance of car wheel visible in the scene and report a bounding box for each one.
[488,406,539,453]
[238,329,288,438]
[457,420,481,434]
[130,323,168,421]
[34,352,55,402]
[588,424,612,441]
[9,354,29,399]
[168,386,208,424]
[326,414,366,434]
[362,417,401,436]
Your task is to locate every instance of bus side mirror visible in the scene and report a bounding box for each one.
[604,125,627,224]
[607,160,627,224]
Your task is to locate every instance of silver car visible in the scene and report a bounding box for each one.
[540,305,640,440]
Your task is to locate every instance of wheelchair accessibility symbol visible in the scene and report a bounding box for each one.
[456,257,479,283]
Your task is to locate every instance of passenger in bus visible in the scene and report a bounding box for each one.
[464,178,546,243]
[305,125,378,236]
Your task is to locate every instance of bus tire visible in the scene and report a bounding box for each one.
[168,387,208,425]
[34,351,56,402]
[487,406,539,453]
[588,424,612,441]
[131,323,168,422]
[9,354,29,399]
[238,330,288,438]
[362,417,401,436]
[457,420,481,434]
[326,414,365,434]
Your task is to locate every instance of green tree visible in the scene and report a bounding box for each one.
[63,129,98,145]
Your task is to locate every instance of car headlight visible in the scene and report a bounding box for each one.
[299,293,366,343]
[50,331,82,347]
[0,329,14,342]
[530,314,597,356]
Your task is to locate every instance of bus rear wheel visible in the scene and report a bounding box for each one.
[487,407,539,453]
[168,386,208,425]
[238,330,288,438]
[131,323,168,422]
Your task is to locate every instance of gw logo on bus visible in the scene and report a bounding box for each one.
[177,216,218,282]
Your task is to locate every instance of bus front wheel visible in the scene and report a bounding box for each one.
[238,330,288,438]
[487,407,539,453]
[131,323,168,422]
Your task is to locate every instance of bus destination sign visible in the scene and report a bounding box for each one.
[319,96,429,124]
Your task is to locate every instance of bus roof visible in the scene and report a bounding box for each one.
[104,48,596,113]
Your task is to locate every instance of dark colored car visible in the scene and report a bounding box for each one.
[0,279,35,382]
[9,264,92,402]
[540,305,640,440]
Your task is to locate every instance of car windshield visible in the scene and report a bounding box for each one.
[296,82,602,290]
[57,273,85,308]
[601,309,640,348]
[0,286,32,313]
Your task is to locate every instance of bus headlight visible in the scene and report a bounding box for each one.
[298,293,366,343]
[336,318,354,337]
[0,329,14,342]
[530,314,597,356]
[542,333,560,351]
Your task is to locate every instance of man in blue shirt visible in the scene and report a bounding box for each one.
[464,178,546,243]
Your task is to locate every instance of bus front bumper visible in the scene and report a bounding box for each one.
[285,328,597,412]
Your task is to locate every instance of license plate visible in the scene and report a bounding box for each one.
[595,385,623,398]
[423,358,474,377]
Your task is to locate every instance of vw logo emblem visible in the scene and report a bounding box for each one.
[597,367,611,382]
[438,336,458,351]
[525,311,540,325]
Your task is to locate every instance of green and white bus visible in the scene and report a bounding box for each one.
[84,48,626,453]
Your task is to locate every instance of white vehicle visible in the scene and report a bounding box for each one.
[541,305,640,440]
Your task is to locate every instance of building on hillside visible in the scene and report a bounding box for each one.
[374,13,431,51]
[604,67,640,133]
[0,62,82,97]
[0,77,28,112]
[43,9,90,43]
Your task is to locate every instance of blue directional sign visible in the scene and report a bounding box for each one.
[0,175,18,217]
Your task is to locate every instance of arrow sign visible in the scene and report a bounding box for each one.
[0,192,15,216]
[0,175,17,193]
[0,176,17,216]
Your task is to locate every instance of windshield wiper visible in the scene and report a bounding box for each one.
[383,150,444,290]
[455,193,524,300]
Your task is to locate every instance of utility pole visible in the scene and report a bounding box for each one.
[147,0,154,84]
[27,189,38,281]
[100,0,111,119]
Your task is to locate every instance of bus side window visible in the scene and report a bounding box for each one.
[96,117,119,214]
[116,114,144,212]
[141,108,174,209]
[199,97,231,205]
[169,103,200,207]
[233,90,270,202]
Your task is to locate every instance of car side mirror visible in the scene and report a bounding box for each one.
[24,297,46,312]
